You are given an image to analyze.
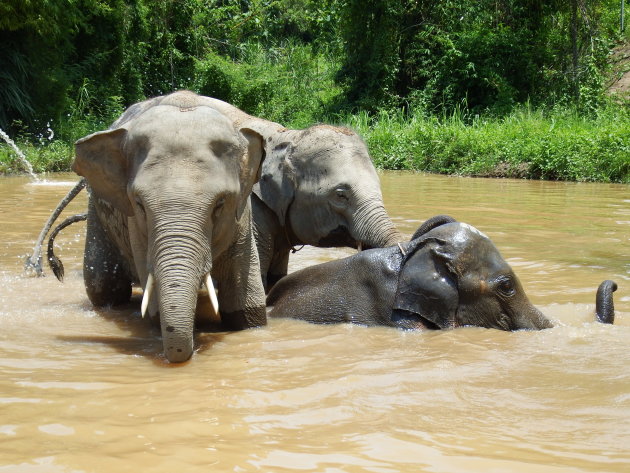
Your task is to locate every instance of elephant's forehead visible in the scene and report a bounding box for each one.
[297,131,370,160]
[128,104,238,143]
[458,223,489,240]
[435,223,498,257]
[301,147,378,184]
[451,224,509,274]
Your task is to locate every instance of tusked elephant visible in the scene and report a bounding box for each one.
[71,91,267,363]
[267,216,617,330]
[198,99,403,290]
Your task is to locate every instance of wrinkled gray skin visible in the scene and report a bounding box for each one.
[267,221,554,331]
[595,280,617,324]
[73,91,267,363]
[201,99,402,290]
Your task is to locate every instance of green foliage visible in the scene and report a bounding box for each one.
[0,0,129,132]
[347,103,630,183]
[0,0,344,133]
[336,0,403,110]
[0,137,74,175]
[0,0,628,182]
[336,0,622,114]
[193,40,342,127]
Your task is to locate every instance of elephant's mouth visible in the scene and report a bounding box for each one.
[391,309,442,330]
[141,272,219,321]
[318,225,371,250]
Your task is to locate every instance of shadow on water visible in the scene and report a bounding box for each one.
[56,294,228,366]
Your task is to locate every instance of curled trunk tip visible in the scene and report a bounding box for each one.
[157,277,199,363]
[595,280,617,324]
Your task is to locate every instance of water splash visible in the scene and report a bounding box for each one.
[0,127,39,181]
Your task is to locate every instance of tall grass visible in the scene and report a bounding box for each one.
[2,101,629,182]
[343,104,630,183]
[1,42,628,183]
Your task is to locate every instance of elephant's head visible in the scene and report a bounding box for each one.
[255,125,401,250]
[72,91,265,362]
[395,221,553,330]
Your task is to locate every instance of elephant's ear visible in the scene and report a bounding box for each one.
[393,237,459,329]
[72,128,133,216]
[253,140,295,225]
[237,127,266,220]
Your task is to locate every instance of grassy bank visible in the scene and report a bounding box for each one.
[2,103,629,183]
[346,104,630,183]
[3,2,629,182]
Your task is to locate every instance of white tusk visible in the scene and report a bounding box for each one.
[357,242,363,252]
[205,273,219,317]
[141,273,154,319]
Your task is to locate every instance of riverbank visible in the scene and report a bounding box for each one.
[348,104,630,183]
[1,104,629,183]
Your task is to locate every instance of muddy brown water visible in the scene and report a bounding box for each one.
[0,172,628,472]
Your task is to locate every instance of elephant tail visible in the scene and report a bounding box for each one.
[411,215,457,241]
[24,178,86,276]
[595,280,617,324]
[47,213,88,282]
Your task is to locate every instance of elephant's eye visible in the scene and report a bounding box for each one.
[333,187,350,203]
[135,198,145,215]
[496,277,515,296]
[330,186,351,210]
[213,197,225,218]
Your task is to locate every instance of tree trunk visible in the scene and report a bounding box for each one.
[571,0,580,101]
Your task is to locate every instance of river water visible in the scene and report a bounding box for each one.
[0,172,628,472]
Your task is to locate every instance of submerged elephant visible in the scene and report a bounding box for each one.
[198,99,402,290]
[71,91,267,362]
[268,216,617,330]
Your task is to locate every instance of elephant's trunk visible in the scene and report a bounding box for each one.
[353,199,402,249]
[152,216,211,363]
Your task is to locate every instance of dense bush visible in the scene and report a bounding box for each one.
[0,0,344,134]
[0,0,628,182]
[194,41,342,127]
[337,0,623,114]
[347,103,630,182]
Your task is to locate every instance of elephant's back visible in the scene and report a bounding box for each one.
[267,255,357,322]
[267,247,403,326]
